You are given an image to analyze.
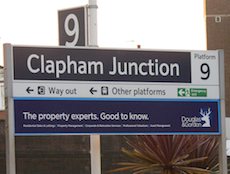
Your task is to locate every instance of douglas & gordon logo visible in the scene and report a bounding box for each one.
[181,108,211,128]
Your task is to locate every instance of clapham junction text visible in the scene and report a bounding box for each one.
[27,55,180,79]
[13,46,191,82]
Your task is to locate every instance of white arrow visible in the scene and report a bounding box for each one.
[178,89,185,96]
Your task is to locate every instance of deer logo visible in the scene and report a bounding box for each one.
[200,108,211,127]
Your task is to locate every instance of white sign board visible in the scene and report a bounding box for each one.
[4,44,227,174]
[11,46,220,100]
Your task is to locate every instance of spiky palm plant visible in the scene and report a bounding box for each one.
[189,136,219,173]
[108,135,219,174]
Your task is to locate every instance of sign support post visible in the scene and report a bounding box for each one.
[87,1,101,174]
[219,50,228,174]
[88,0,98,47]
[4,44,16,174]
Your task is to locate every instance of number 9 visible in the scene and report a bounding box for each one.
[64,13,79,46]
[200,63,210,80]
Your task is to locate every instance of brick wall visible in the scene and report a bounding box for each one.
[15,136,90,174]
[0,121,5,174]
[206,0,230,15]
[0,127,91,174]
[206,0,230,116]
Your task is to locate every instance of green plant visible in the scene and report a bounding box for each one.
[108,135,219,174]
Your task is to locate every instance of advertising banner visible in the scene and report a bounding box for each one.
[14,99,220,135]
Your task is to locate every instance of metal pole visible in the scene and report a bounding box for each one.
[219,50,228,174]
[88,0,98,47]
[87,1,101,174]
[4,44,16,174]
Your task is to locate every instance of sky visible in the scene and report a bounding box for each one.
[0,0,206,66]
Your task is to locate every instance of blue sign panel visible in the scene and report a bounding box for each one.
[14,99,220,135]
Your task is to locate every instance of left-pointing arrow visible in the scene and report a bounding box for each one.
[178,88,185,96]
[90,87,97,95]
[26,87,34,94]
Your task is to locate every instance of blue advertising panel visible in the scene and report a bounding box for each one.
[14,99,220,135]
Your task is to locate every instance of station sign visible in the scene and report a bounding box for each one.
[58,6,87,46]
[13,46,219,84]
[5,45,222,135]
